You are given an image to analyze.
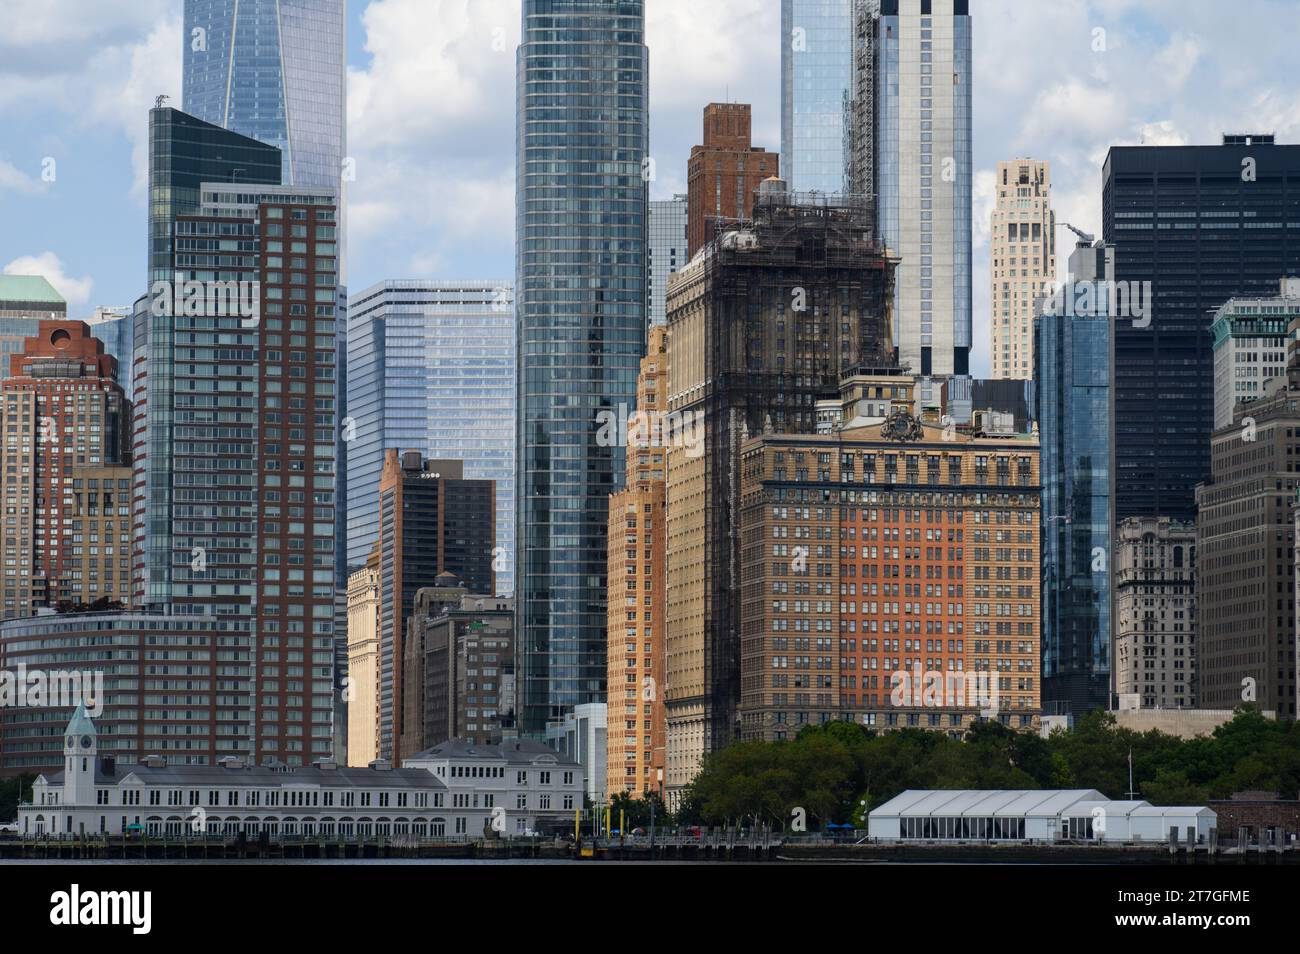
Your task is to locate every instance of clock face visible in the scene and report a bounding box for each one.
[79,735,93,749]
[66,736,75,750]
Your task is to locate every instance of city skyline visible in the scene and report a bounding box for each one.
[2,1,1299,381]
[2,4,1300,904]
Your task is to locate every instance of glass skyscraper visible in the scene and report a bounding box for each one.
[1102,137,1300,522]
[780,0,854,194]
[141,108,282,610]
[516,0,649,734]
[182,2,350,734]
[1035,239,1113,715]
[134,165,341,764]
[182,0,346,191]
[875,0,972,399]
[346,281,516,597]
[648,196,687,326]
[87,308,135,390]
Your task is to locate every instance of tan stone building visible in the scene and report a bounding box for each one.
[1197,374,1300,718]
[606,326,669,800]
[65,464,133,609]
[1113,516,1197,709]
[346,548,381,766]
[735,387,1042,740]
[662,191,897,807]
[664,253,709,809]
[990,159,1054,380]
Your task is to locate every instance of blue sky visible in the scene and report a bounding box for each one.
[1,0,1298,378]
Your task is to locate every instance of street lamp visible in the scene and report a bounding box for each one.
[650,767,664,850]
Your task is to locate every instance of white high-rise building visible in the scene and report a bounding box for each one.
[873,0,971,404]
[991,159,1055,380]
[1208,278,1300,429]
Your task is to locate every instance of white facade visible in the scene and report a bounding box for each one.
[545,702,607,804]
[869,789,1217,844]
[1209,281,1300,430]
[1113,516,1197,708]
[20,706,582,840]
[875,0,972,398]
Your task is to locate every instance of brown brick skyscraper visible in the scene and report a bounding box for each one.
[0,321,130,616]
[686,103,778,257]
[375,451,496,764]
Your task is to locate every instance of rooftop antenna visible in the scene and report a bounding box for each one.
[154,94,170,109]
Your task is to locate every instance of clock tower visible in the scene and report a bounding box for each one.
[62,702,97,807]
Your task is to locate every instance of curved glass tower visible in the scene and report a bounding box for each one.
[516,0,649,734]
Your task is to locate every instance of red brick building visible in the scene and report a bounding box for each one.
[686,103,778,257]
[0,321,130,616]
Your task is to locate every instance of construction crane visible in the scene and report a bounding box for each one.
[1061,222,1094,246]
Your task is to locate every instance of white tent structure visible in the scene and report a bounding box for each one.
[869,789,1217,844]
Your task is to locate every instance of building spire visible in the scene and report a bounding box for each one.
[66,700,97,739]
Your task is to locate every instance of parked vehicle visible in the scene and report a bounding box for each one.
[0,820,20,835]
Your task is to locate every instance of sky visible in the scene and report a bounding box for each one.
[1,0,1298,378]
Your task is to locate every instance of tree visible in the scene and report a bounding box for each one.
[680,710,1298,823]
[0,774,35,822]
[605,790,668,830]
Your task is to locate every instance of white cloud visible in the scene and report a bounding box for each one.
[0,3,179,198]
[0,0,169,47]
[3,252,94,310]
[342,0,785,288]
[646,0,781,198]
[0,159,46,196]
[344,0,519,283]
[348,0,516,153]
[972,169,997,246]
[1131,121,1188,147]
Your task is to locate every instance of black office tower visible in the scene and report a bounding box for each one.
[1102,135,1300,522]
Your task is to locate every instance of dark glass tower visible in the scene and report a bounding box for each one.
[146,108,282,287]
[1103,137,1300,521]
[515,0,649,734]
[1035,239,1113,715]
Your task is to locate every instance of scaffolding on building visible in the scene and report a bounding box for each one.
[846,0,879,199]
[673,192,899,754]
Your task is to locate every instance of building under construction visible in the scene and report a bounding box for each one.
[662,181,898,806]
